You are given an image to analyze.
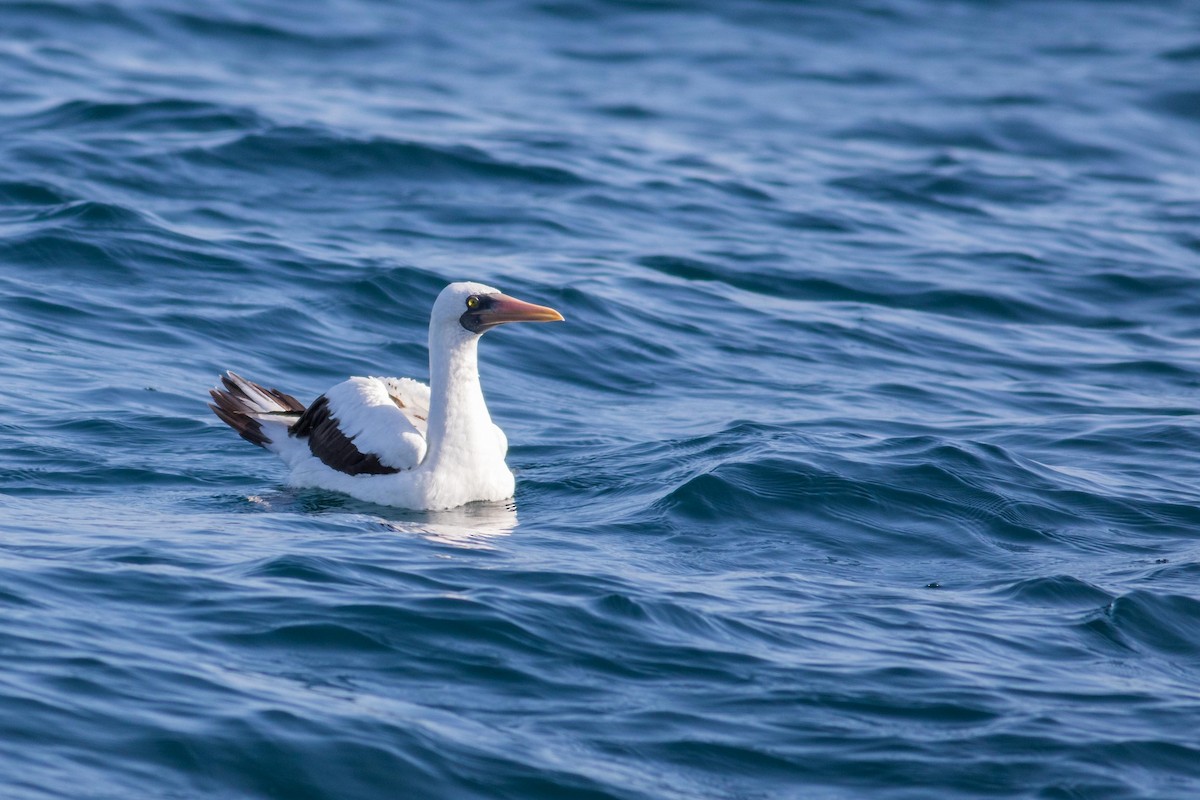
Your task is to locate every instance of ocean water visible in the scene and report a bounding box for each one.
[1,0,1199,797]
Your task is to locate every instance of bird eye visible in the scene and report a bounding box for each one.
[466,295,480,309]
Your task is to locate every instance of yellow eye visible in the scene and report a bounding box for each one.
[467,295,480,309]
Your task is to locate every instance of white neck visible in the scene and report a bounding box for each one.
[424,329,499,471]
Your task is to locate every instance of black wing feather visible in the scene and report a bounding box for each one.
[209,372,305,448]
[289,395,402,476]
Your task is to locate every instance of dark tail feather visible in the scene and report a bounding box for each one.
[209,371,306,448]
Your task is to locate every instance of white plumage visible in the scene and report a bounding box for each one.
[322,377,429,470]
[209,281,563,510]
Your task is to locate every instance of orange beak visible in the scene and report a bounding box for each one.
[470,293,564,332]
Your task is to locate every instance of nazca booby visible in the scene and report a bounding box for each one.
[209,281,563,510]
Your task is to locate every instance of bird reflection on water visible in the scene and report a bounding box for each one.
[246,491,518,548]
[378,501,519,549]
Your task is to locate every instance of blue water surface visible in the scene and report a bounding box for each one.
[2,1,1200,798]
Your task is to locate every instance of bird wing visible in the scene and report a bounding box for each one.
[289,376,428,475]
[209,371,306,448]
[379,376,431,438]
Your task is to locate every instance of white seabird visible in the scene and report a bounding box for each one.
[209,281,563,510]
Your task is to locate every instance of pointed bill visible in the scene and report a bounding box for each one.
[459,291,565,334]
[481,293,564,325]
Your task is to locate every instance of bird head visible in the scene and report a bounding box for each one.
[431,281,564,337]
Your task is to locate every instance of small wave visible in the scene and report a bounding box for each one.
[997,575,1114,608]
[840,117,1118,161]
[160,9,383,51]
[197,126,589,187]
[35,200,149,229]
[0,232,138,279]
[243,554,356,586]
[0,180,72,206]
[655,457,811,523]
[221,622,393,653]
[17,98,264,135]
[1144,90,1200,124]
[1160,43,1200,61]
[636,253,1064,324]
[1084,590,1200,658]
[832,166,1066,210]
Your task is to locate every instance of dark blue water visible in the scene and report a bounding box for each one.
[2,1,1200,797]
